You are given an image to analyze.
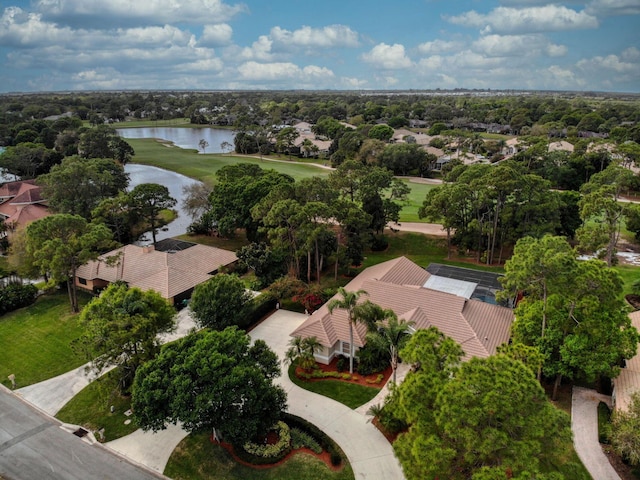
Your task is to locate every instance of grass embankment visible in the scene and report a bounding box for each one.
[287,365,379,409]
[126,138,435,223]
[164,432,355,480]
[0,291,91,388]
[56,368,138,442]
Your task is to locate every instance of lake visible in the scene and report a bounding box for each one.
[125,163,202,243]
[117,126,235,153]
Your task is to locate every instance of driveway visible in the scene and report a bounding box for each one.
[572,386,620,480]
[250,310,406,480]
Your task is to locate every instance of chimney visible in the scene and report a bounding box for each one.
[142,245,155,254]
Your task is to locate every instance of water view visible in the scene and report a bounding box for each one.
[117,126,235,153]
[125,163,202,243]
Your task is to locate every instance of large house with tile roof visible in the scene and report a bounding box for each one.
[0,180,50,237]
[75,240,238,305]
[613,310,640,412]
[291,256,514,364]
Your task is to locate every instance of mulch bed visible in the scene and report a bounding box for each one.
[294,358,392,388]
[211,437,342,471]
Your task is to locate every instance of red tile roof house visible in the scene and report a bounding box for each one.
[291,257,514,364]
[0,180,50,236]
[74,242,238,305]
[612,310,640,412]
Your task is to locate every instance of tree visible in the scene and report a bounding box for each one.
[91,193,138,244]
[368,124,394,142]
[0,143,62,178]
[327,287,368,374]
[220,140,233,155]
[611,392,640,466]
[181,182,212,222]
[132,327,287,446]
[78,125,135,162]
[236,242,287,288]
[365,310,414,383]
[128,183,177,243]
[190,274,252,330]
[39,156,129,220]
[284,336,322,371]
[24,214,113,312]
[198,138,209,153]
[393,353,572,480]
[76,283,175,391]
[275,126,298,159]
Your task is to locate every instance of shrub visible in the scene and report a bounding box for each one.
[336,355,348,372]
[290,427,322,454]
[282,413,345,467]
[598,401,612,444]
[243,421,291,459]
[238,292,276,330]
[0,282,38,316]
[356,343,387,375]
[370,235,389,252]
[366,373,385,384]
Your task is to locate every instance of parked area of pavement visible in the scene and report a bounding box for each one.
[572,386,621,480]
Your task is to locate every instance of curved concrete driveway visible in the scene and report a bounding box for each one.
[250,310,406,480]
[572,386,620,480]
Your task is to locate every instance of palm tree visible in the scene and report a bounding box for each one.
[284,336,322,372]
[353,300,392,332]
[366,312,414,384]
[327,287,367,374]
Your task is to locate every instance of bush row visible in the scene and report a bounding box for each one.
[0,283,38,316]
[282,413,344,467]
[238,292,276,330]
[290,427,322,454]
[243,421,291,458]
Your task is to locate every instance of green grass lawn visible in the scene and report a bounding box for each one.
[164,431,355,480]
[287,365,380,409]
[0,292,91,388]
[127,138,431,223]
[56,368,138,442]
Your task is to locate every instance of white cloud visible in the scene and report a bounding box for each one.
[586,0,640,16]
[240,35,274,61]
[417,39,463,55]
[237,61,334,82]
[341,77,368,88]
[199,24,233,47]
[34,0,248,27]
[577,52,640,74]
[0,7,74,47]
[472,34,567,57]
[622,47,640,62]
[270,25,359,48]
[361,43,412,69]
[447,5,599,34]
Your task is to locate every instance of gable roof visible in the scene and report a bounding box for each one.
[0,180,39,200]
[291,257,513,359]
[614,311,640,411]
[76,243,237,299]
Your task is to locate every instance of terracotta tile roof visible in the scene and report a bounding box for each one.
[291,257,513,359]
[8,188,45,205]
[614,311,640,411]
[0,180,38,199]
[76,243,237,300]
[0,203,50,225]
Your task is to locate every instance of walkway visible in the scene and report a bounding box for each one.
[250,310,406,480]
[572,386,621,480]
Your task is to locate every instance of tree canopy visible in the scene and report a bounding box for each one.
[77,282,175,391]
[132,327,286,446]
[128,183,177,244]
[190,273,252,330]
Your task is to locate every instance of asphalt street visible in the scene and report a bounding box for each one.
[0,386,163,480]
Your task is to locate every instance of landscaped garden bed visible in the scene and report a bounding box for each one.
[293,357,391,388]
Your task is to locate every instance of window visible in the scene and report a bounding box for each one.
[78,278,87,285]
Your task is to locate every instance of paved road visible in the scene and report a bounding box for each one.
[250,310,406,480]
[572,386,621,480]
[0,386,163,480]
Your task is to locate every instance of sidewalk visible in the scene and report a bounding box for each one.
[572,386,621,480]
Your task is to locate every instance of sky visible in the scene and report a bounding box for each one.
[0,0,639,93]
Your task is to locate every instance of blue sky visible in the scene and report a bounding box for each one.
[0,0,638,93]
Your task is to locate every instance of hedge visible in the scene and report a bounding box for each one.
[282,413,345,467]
[0,282,38,316]
[238,292,276,330]
[243,421,291,458]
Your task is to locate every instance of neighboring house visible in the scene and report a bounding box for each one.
[75,239,238,305]
[0,180,50,236]
[548,140,574,153]
[612,310,640,412]
[291,257,514,365]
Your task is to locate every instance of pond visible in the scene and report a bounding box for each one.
[117,126,235,153]
[125,163,202,243]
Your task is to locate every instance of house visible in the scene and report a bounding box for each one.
[0,180,50,236]
[291,257,514,364]
[548,140,574,153]
[612,311,640,412]
[75,239,238,305]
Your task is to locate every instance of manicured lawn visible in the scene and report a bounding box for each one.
[176,233,250,252]
[127,138,430,223]
[0,292,91,388]
[164,431,355,480]
[56,368,138,442]
[287,365,380,409]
